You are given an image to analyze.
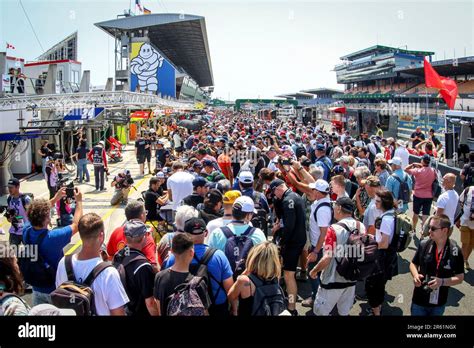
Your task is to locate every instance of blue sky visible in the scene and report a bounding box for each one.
[1,0,473,99]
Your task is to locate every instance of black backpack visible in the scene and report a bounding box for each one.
[7,193,33,209]
[345,180,359,199]
[334,222,379,281]
[391,173,411,204]
[251,192,269,236]
[248,274,287,316]
[189,247,224,305]
[313,202,336,225]
[463,165,474,188]
[18,228,56,288]
[51,255,112,316]
[295,145,307,159]
[113,248,149,294]
[221,225,256,279]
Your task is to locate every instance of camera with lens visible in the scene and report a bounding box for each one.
[278,157,292,166]
[125,176,134,186]
[421,276,434,293]
[116,173,134,189]
[0,206,21,231]
[57,178,75,200]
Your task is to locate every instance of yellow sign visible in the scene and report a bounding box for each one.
[195,102,205,110]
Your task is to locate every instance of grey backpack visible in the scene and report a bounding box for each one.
[166,274,208,316]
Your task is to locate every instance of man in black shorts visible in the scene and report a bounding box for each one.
[135,134,147,177]
[270,179,307,316]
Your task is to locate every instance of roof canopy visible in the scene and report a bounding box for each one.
[340,45,434,61]
[95,13,214,87]
[397,56,474,77]
[301,88,344,95]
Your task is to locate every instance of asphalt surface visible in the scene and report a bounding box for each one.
[1,145,473,315]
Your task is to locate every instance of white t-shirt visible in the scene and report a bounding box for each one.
[309,197,332,247]
[363,199,383,230]
[267,155,279,172]
[436,189,460,225]
[394,147,410,169]
[460,187,474,228]
[173,133,182,148]
[56,255,129,316]
[167,171,195,210]
[368,143,379,156]
[375,211,395,244]
[206,217,232,235]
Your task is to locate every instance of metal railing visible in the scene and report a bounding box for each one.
[3,76,81,96]
[0,90,194,112]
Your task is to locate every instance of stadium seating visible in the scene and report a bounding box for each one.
[402,83,439,94]
[457,80,474,94]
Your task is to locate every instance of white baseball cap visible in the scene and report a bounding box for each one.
[233,196,257,214]
[388,157,403,167]
[238,171,254,184]
[396,139,406,147]
[98,140,105,146]
[29,304,76,316]
[156,171,165,179]
[309,179,330,193]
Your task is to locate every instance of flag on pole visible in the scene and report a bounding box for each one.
[135,0,143,12]
[424,57,458,110]
[143,7,151,14]
[6,43,15,50]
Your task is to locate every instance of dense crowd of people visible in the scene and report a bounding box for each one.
[1,111,471,317]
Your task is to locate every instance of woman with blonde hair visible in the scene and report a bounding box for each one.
[227,241,286,316]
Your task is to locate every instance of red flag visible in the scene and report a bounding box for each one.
[439,77,458,110]
[423,57,458,109]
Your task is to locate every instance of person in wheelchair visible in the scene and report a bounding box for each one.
[143,176,169,243]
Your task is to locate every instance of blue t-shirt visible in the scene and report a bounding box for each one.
[162,244,233,305]
[23,224,73,293]
[385,168,413,214]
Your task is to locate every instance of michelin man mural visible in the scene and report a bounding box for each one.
[130,43,164,93]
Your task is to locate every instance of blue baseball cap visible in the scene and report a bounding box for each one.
[193,176,208,188]
[202,159,214,167]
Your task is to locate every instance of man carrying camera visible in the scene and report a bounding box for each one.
[111,169,134,206]
[409,214,464,316]
[5,178,32,245]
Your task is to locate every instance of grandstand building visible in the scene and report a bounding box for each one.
[95,13,213,103]
[275,88,342,124]
[333,45,474,156]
